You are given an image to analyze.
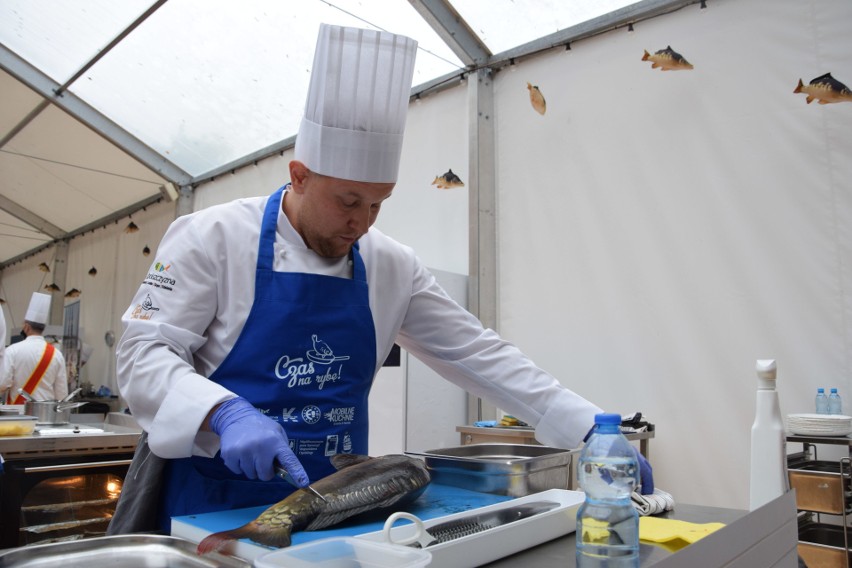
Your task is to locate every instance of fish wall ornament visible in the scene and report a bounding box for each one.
[143,245,151,256]
[44,283,61,292]
[125,221,139,233]
[642,46,693,71]
[65,288,81,299]
[431,169,465,190]
[197,454,430,553]
[794,73,852,104]
[526,82,547,115]
[88,266,98,276]
[38,262,50,272]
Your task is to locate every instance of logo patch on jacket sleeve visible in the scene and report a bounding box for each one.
[130,294,161,320]
[143,260,177,291]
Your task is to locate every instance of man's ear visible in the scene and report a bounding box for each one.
[288,160,309,193]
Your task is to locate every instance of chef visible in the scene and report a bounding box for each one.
[111,23,653,534]
[1,292,68,403]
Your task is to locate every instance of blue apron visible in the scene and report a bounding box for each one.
[158,186,377,528]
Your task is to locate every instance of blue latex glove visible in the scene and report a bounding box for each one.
[210,397,309,484]
[633,446,654,495]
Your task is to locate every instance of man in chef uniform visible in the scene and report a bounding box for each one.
[112,24,652,533]
[1,292,68,403]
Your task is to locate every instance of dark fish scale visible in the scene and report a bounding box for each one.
[305,472,424,530]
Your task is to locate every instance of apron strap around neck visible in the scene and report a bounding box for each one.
[258,185,368,281]
[256,185,286,271]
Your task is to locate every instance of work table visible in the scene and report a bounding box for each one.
[484,491,797,567]
[483,503,746,567]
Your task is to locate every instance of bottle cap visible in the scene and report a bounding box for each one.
[594,413,622,425]
[818,388,825,393]
[755,359,777,390]
[831,388,838,393]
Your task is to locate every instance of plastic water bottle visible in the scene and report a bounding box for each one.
[576,413,639,567]
[750,360,789,510]
[816,388,829,414]
[829,388,842,415]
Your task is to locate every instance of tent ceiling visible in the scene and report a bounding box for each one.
[0,0,645,268]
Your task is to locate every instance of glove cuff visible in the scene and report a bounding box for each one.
[210,396,250,436]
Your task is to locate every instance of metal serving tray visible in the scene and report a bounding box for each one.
[0,534,250,567]
[407,443,576,497]
[787,460,851,514]
[797,521,852,567]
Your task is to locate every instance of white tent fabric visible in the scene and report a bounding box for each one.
[496,0,852,508]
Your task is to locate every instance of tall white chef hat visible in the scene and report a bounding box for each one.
[25,292,51,325]
[294,24,418,184]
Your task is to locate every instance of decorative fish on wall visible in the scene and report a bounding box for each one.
[125,221,139,233]
[527,82,547,115]
[197,454,431,553]
[432,169,465,190]
[65,288,82,298]
[38,262,50,272]
[44,283,61,292]
[89,266,98,276]
[794,73,852,104]
[143,245,151,256]
[642,46,693,71]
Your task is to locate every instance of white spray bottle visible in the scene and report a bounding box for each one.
[749,359,789,510]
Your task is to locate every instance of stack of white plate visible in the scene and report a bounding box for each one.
[787,413,852,436]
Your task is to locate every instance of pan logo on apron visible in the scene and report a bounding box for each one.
[274,333,352,390]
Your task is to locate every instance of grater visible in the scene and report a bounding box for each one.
[423,501,560,546]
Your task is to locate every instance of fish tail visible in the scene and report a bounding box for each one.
[794,79,803,93]
[197,525,283,555]
[642,50,650,61]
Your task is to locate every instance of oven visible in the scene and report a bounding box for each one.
[0,418,141,549]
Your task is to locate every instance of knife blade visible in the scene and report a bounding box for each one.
[274,463,329,503]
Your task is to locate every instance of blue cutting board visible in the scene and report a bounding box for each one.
[171,483,513,560]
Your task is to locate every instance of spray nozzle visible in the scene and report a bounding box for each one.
[756,359,777,389]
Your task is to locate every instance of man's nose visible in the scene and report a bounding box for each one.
[350,206,372,232]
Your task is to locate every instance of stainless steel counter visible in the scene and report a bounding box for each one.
[0,420,142,459]
[481,503,748,567]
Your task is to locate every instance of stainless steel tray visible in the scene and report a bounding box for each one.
[407,443,576,497]
[0,534,250,567]
[788,459,852,514]
[797,521,852,567]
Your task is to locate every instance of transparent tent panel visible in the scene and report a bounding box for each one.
[1,0,464,177]
[0,0,641,178]
[0,0,152,84]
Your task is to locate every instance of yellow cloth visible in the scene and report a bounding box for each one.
[639,517,726,552]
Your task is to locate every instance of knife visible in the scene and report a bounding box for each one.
[275,463,329,503]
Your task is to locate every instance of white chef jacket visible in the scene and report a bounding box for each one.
[117,190,602,460]
[2,335,68,402]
